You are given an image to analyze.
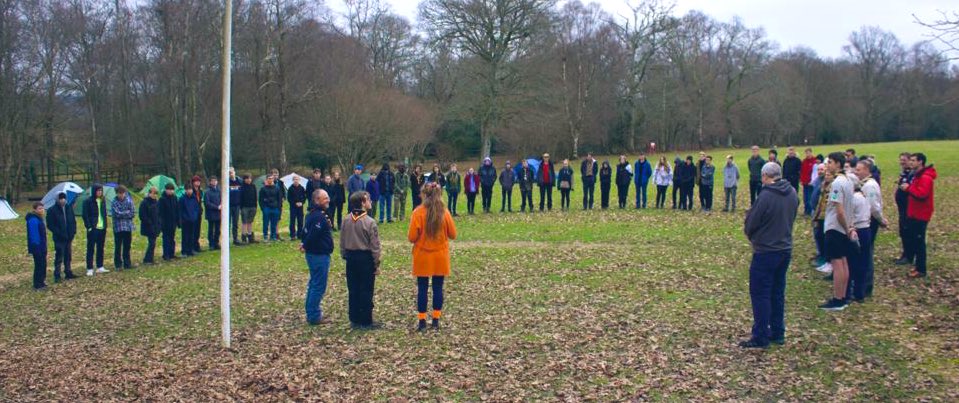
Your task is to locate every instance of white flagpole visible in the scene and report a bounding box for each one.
[219,0,234,349]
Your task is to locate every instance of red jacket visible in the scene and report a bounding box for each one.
[906,165,937,222]
[800,157,817,185]
[464,173,481,194]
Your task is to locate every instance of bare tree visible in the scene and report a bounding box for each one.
[612,0,674,151]
[914,10,959,61]
[420,0,555,158]
[844,26,905,140]
[716,17,771,147]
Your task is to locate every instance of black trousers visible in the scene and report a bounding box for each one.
[207,219,221,249]
[698,183,706,207]
[701,185,713,210]
[289,205,304,239]
[600,182,611,209]
[33,251,47,289]
[896,200,909,259]
[560,188,571,210]
[679,183,694,210]
[672,183,679,208]
[181,221,197,256]
[905,218,929,274]
[344,250,376,326]
[144,235,157,263]
[230,205,240,241]
[412,192,422,210]
[582,179,595,209]
[466,192,477,214]
[192,217,202,252]
[53,240,73,279]
[656,185,668,208]
[616,183,629,208]
[501,187,513,211]
[539,185,553,211]
[161,227,176,260]
[86,228,106,269]
[749,180,761,206]
[481,185,493,212]
[447,191,459,215]
[114,231,132,269]
[328,203,343,230]
[520,189,533,211]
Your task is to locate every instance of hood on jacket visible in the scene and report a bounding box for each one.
[90,184,103,198]
[483,157,492,165]
[763,179,793,196]
[916,165,937,180]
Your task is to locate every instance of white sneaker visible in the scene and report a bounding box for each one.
[815,262,833,274]
[86,269,94,277]
[96,267,109,274]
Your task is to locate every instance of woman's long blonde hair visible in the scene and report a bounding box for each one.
[421,182,446,238]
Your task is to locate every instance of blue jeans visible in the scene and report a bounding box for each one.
[305,253,331,323]
[803,184,814,215]
[749,250,791,344]
[262,207,280,239]
[635,183,648,208]
[849,227,874,300]
[379,195,392,222]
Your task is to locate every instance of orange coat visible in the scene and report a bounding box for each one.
[407,206,457,277]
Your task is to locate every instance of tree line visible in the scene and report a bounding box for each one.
[1,0,957,201]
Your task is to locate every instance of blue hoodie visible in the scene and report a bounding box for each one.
[179,192,201,223]
[26,212,48,255]
[634,159,652,187]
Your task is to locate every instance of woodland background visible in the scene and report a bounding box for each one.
[1,0,958,200]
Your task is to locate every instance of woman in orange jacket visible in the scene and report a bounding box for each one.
[407,182,457,331]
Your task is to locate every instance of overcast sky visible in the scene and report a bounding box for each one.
[329,0,954,60]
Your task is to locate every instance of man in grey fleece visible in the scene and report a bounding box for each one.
[740,162,798,349]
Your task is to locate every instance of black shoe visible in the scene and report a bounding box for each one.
[65,272,78,280]
[417,319,427,332]
[819,298,848,311]
[770,337,785,346]
[738,339,769,349]
[894,258,912,266]
[431,319,440,330]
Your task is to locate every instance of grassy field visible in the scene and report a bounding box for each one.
[0,140,956,401]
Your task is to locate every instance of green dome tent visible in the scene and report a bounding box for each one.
[141,175,183,198]
[73,185,118,216]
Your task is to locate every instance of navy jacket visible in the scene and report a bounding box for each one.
[26,212,48,255]
[479,164,497,187]
[240,182,258,208]
[301,207,334,255]
[204,185,222,221]
[229,177,242,207]
[46,202,77,242]
[378,169,395,196]
[677,163,697,186]
[139,197,161,237]
[159,193,180,231]
[179,193,201,223]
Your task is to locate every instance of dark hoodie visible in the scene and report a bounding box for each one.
[744,179,798,253]
[81,184,108,231]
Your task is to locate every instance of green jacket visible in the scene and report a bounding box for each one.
[395,172,410,196]
[445,171,462,193]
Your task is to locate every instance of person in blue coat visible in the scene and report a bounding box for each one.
[633,153,653,209]
[179,187,201,257]
[377,163,395,223]
[347,165,366,197]
[204,176,222,250]
[365,172,381,219]
[26,202,49,290]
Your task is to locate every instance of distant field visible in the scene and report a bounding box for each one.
[0,140,956,400]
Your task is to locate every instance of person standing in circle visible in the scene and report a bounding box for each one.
[408,182,457,331]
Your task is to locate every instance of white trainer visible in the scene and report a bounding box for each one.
[815,262,833,274]
[96,267,109,274]
[86,269,94,277]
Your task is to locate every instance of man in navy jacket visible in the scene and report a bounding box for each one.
[300,189,335,325]
[46,192,78,281]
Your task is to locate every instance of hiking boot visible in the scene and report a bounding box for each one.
[770,337,785,346]
[417,319,427,332]
[894,257,912,266]
[431,319,440,330]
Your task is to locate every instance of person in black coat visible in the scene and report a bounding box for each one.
[479,158,497,213]
[139,187,161,264]
[288,176,307,240]
[239,174,258,243]
[305,169,324,210]
[537,154,556,211]
[781,146,802,191]
[204,177,222,250]
[677,156,697,210]
[188,175,204,253]
[179,186,201,257]
[329,171,346,230]
[615,155,632,209]
[82,184,109,275]
[599,161,612,209]
[158,183,180,260]
[46,192,78,281]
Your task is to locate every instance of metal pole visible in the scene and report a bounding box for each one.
[219,0,233,349]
